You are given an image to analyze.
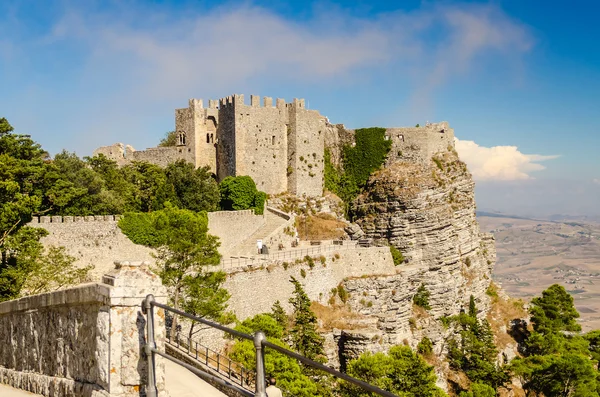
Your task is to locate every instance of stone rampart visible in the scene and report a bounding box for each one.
[207,210,266,257]
[0,262,168,397]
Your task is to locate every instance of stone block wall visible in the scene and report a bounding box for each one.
[0,262,168,397]
[287,100,326,197]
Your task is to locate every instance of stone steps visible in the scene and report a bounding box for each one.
[229,211,288,257]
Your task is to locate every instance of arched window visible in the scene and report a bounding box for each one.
[178,132,186,146]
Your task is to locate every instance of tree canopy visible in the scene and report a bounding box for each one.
[219,175,266,214]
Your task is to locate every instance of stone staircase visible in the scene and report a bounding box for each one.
[228,210,289,257]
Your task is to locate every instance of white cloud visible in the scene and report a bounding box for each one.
[44,3,533,101]
[1,2,534,155]
[455,138,559,181]
[593,179,600,185]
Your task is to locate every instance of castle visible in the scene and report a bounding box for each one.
[95,94,455,197]
[95,94,329,196]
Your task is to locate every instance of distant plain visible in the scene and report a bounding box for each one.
[478,214,600,331]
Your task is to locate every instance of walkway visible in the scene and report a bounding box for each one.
[0,361,227,397]
[165,358,227,397]
[0,384,39,396]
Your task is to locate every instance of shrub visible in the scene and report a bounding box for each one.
[413,284,431,310]
[304,255,315,269]
[390,246,405,266]
[433,157,444,171]
[417,336,433,355]
[300,269,306,278]
[337,285,348,303]
[319,255,326,265]
[409,317,417,330]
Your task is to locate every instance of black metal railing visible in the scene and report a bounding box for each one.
[142,294,396,397]
[167,328,254,393]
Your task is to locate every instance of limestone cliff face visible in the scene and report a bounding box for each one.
[331,147,496,375]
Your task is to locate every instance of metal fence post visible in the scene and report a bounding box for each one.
[253,331,267,397]
[142,294,158,397]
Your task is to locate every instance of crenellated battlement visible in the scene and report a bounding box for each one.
[28,215,123,224]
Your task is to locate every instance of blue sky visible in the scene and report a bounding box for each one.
[1,0,599,217]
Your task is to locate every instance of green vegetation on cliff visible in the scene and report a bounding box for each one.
[324,127,391,214]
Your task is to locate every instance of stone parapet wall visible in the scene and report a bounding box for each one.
[0,262,168,397]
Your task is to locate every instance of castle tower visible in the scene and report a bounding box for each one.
[216,94,289,194]
[287,98,325,197]
[175,99,218,171]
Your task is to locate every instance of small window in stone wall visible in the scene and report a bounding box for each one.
[210,134,214,143]
[178,132,186,146]
[272,136,276,145]
[206,133,210,143]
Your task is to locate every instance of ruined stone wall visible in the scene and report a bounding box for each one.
[385,122,455,165]
[287,100,325,197]
[131,146,189,167]
[92,143,135,166]
[0,263,168,397]
[233,95,289,194]
[207,210,266,258]
[28,216,154,282]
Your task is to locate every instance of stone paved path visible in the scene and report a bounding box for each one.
[0,384,39,396]
[0,360,227,397]
[165,358,227,397]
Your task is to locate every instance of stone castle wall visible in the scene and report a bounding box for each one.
[28,210,268,280]
[223,247,395,320]
[94,94,328,197]
[230,94,289,194]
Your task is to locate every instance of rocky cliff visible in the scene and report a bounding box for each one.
[323,141,497,385]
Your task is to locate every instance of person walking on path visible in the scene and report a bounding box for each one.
[265,377,283,397]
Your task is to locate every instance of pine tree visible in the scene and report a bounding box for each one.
[469,295,477,318]
[288,277,325,362]
[270,300,288,329]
